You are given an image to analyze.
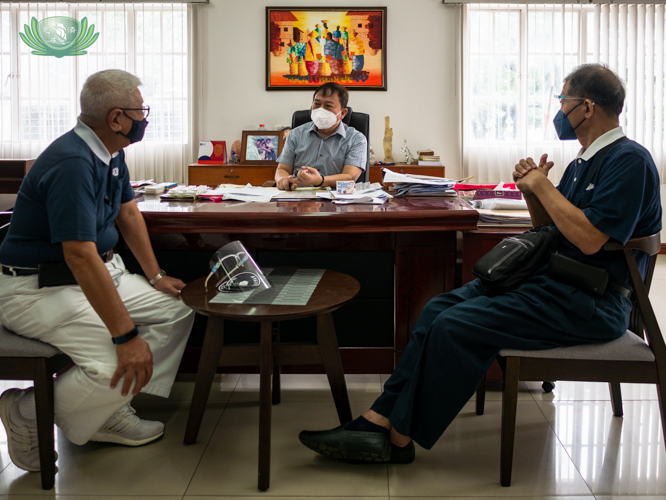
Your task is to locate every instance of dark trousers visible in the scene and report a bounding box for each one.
[370,274,632,449]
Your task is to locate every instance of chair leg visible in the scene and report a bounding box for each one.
[272,323,281,406]
[184,316,225,445]
[258,321,273,491]
[609,382,623,417]
[500,357,520,487]
[655,379,666,457]
[317,313,353,425]
[32,359,56,490]
[476,373,487,415]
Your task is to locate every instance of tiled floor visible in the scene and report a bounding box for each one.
[2,261,666,499]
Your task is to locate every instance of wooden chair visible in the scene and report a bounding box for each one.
[0,215,72,489]
[0,324,72,489]
[475,233,664,486]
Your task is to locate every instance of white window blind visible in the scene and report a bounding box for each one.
[0,2,196,183]
[463,3,666,184]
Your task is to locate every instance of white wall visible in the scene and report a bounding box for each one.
[199,0,463,179]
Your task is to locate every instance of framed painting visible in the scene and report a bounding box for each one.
[240,131,284,164]
[266,7,387,91]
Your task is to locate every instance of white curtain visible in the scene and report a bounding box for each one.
[0,2,197,183]
[463,3,666,184]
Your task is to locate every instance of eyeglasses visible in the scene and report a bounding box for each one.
[554,95,605,105]
[120,105,150,119]
[554,95,587,104]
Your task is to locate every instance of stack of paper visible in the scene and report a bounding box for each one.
[476,209,532,227]
[382,168,456,197]
[330,183,393,205]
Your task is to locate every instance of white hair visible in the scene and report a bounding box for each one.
[80,69,142,126]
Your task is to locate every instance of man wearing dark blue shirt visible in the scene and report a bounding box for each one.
[299,64,662,464]
[0,70,194,473]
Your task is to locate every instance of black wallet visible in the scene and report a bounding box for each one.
[37,262,77,288]
[548,252,609,295]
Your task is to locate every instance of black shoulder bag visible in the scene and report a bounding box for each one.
[472,137,628,293]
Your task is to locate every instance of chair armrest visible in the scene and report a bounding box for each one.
[603,233,661,255]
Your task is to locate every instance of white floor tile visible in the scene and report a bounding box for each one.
[538,399,666,495]
[0,400,223,496]
[230,373,382,403]
[526,381,658,402]
[388,400,593,497]
[186,400,389,496]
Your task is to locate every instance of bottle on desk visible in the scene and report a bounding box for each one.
[258,124,267,131]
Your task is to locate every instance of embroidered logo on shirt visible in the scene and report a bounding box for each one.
[586,183,595,191]
[112,167,119,177]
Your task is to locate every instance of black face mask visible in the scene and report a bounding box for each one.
[117,111,149,144]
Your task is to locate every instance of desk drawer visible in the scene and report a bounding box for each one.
[188,165,275,187]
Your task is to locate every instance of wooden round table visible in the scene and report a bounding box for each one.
[181,269,360,491]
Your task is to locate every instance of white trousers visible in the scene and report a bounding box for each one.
[0,255,194,445]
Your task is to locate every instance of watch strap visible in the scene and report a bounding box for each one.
[149,269,167,286]
[112,326,139,345]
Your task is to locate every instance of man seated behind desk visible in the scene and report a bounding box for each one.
[0,69,194,473]
[275,82,367,190]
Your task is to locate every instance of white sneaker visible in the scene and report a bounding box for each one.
[90,404,164,446]
[0,388,41,472]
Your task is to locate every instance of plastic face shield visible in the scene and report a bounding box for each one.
[205,241,271,294]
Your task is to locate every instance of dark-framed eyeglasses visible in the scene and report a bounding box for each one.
[120,105,150,119]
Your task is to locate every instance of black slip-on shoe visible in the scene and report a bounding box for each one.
[299,425,391,463]
[389,441,415,464]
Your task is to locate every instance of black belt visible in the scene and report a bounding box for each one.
[1,251,114,277]
[608,281,632,299]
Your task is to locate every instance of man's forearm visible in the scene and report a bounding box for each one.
[524,192,553,227]
[116,204,161,280]
[64,243,135,338]
[318,172,355,188]
[275,164,293,182]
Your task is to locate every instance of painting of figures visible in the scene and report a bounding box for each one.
[266,7,387,90]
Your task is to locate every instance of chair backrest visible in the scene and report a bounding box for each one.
[604,233,665,365]
[291,107,370,183]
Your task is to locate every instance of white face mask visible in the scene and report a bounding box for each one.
[311,107,342,130]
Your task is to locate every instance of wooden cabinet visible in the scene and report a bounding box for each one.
[188,163,276,187]
[0,159,35,193]
[369,163,445,183]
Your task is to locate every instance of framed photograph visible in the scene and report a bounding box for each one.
[240,131,284,164]
[266,7,387,91]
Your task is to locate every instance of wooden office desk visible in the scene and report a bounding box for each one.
[136,195,478,372]
[188,162,447,187]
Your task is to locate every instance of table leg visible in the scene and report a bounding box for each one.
[272,323,281,405]
[258,320,273,491]
[317,313,352,425]
[184,316,224,445]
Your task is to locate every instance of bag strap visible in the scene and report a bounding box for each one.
[573,136,628,208]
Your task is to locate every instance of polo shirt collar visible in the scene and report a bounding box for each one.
[309,120,347,138]
[73,117,119,166]
[576,126,626,161]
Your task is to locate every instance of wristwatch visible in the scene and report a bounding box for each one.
[149,269,167,286]
[313,174,326,188]
[112,326,139,345]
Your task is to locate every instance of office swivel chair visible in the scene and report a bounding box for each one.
[291,107,370,183]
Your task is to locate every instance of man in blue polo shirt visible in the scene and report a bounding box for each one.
[0,69,194,473]
[275,82,367,190]
[298,64,661,464]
